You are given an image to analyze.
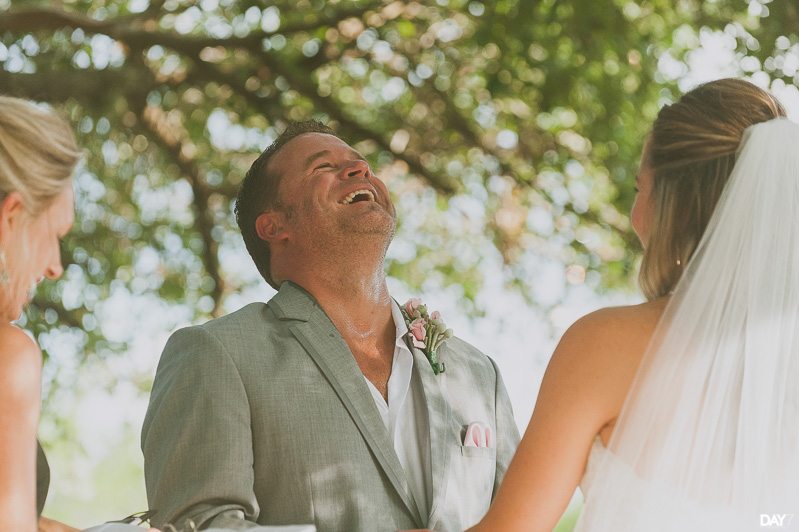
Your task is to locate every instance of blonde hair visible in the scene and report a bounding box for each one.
[639,79,786,300]
[0,95,80,215]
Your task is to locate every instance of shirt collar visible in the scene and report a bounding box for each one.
[391,300,411,349]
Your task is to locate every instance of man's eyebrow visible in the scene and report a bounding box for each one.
[305,148,367,168]
[305,149,331,168]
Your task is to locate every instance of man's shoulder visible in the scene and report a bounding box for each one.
[203,301,272,331]
[444,335,486,356]
[161,301,287,359]
[176,301,284,339]
[441,335,499,381]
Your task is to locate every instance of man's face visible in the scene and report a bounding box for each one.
[267,132,396,246]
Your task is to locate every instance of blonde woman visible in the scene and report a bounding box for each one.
[468,79,799,531]
[0,96,79,531]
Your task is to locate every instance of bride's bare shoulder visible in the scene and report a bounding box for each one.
[541,299,668,421]
[570,298,667,344]
[552,298,668,370]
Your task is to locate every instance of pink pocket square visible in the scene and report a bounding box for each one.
[463,421,493,448]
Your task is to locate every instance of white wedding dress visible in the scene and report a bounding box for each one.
[578,438,606,499]
[574,119,799,532]
[578,437,756,532]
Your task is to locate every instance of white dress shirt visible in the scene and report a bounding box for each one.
[363,302,433,519]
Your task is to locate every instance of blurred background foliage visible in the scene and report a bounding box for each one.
[2,0,798,527]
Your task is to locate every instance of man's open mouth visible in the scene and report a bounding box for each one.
[340,189,376,204]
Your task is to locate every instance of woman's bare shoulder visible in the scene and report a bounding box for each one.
[0,324,42,399]
[564,298,667,352]
[0,323,40,356]
[548,298,668,388]
[540,298,669,429]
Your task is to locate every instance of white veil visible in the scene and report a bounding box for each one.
[575,118,799,532]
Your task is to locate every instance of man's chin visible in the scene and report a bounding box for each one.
[340,226,395,245]
[348,224,395,237]
[341,208,395,233]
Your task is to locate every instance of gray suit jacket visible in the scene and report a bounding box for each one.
[142,282,519,531]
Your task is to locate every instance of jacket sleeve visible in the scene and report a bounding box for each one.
[488,356,521,498]
[141,325,260,530]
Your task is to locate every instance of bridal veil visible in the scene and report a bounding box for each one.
[575,118,799,532]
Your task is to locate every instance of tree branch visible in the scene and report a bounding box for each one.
[0,68,153,107]
[135,105,226,316]
[0,2,387,57]
[255,51,458,193]
[0,6,117,33]
[2,4,449,189]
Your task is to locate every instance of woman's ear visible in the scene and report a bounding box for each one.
[255,210,289,244]
[0,192,26,243]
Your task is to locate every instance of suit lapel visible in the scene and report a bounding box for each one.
[407,338,454,529]
[270,283,424,526]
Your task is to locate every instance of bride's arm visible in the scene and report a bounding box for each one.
[0,324,43,532]
[469,307,643,532]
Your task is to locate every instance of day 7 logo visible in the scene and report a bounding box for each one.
[761,514,795,528]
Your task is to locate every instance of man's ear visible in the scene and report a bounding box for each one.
[255,210,289,244]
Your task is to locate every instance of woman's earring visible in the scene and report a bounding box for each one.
[0,247,8,284]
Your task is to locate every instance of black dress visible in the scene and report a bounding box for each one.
[36,440,49,516]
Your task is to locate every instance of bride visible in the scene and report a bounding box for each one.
[468,78,799,531]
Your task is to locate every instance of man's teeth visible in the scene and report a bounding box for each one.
[342,189,375,204]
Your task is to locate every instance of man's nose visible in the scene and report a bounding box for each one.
[343,159,371,179]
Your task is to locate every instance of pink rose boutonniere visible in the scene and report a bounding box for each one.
[401,298,453,375]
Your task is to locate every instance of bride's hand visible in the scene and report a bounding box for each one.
[38,516,80,532]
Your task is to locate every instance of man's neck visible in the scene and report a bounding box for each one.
[292,264,398,400]
[287,261,395,342]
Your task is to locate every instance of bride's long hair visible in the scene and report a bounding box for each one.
[639,79,785,300]
[577,80,799,532]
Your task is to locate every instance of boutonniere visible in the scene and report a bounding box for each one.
[401,298,453,375]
